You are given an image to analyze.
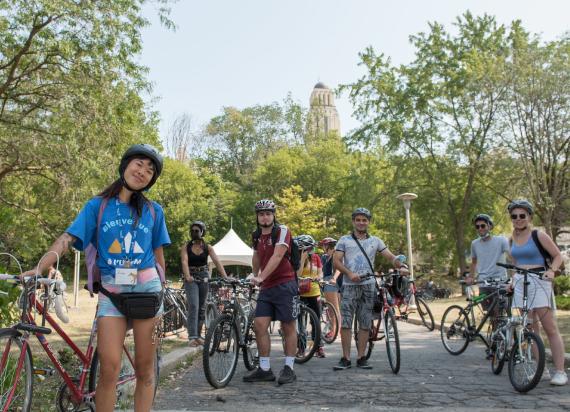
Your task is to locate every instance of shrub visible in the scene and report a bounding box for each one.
[554,275,570,296]
[555,294,570,311]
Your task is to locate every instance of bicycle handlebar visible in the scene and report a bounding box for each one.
[0,274,69,323]
[496,263,545,278]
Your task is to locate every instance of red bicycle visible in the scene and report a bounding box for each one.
[0,257,158,412]
[389,274,435,331]
[353,274,400,373]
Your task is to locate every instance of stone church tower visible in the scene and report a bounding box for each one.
[308,82,341,134]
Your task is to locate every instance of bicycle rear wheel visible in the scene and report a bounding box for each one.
[203,314,239,388]
[205,303,218,331]
[508,330,545,392]
[0,328,33,412]
[353,314,373,360]
[162,294,176,333]
[295,306,320,364]
[242,311,258,371]
[321,301,339,344]
[415,296,435,331]
[89,333,159,409]
[383,309,400,374]
[440,305,470,355]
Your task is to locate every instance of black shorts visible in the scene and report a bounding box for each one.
[255,280,299,322]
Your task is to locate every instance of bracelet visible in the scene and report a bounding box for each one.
[398,264,408,270]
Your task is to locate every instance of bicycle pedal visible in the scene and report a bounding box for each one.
[34,368,56,376]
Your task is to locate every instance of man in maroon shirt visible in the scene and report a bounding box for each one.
[243,199,298,384]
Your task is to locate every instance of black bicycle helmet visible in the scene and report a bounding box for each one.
[190,221,207,237]
[472,214,494,229]
[119,144,163,192]
[120,144,163,177]
[391,275,409,298]
[296,235,318,250]
[254,199,276,212]
[352,207,371,220]
[508,200,534,216]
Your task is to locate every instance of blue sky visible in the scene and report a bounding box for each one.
[139,0,570,140]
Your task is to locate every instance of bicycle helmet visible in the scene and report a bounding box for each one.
[352,207,371,220]
[320,237,337,246]
[472,214,494,229]
[254,199,276,212]
[296,235,318,250]
[190,221,207,237]
[391,275,409,298]
[508,200,534,216]
[119,144,163,192]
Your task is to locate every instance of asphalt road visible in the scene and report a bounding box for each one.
[151,320,570,411]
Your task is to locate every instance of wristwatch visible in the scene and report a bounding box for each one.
[398,264,408,270]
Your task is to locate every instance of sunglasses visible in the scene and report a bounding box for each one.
[511,214,527,220]
[475,224,487,229]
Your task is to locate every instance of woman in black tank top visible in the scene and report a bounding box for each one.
[181,221,231,346]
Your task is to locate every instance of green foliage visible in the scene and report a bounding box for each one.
[555,294,570,311]
[554,275,570,296]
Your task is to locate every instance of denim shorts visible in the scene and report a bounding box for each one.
[323,276,339,292]
[255,280,299,322]
[98,267,164,318]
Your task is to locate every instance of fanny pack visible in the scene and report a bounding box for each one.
[99,287,163,319]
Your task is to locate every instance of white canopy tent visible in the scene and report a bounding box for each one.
[207,228,253,274]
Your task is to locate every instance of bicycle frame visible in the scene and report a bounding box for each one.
[2,286,134,410]
[392,281,418,319]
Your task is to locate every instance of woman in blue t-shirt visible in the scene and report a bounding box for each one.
[21,144,171,411]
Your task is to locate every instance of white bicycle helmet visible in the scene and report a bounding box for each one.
[296,235,318,250]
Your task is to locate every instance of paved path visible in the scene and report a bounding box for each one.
[152,321,569,411]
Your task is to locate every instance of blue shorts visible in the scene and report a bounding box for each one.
[255,280,299,322]
[323,276,339,292]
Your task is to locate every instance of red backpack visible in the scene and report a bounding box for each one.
[85,197,165,296]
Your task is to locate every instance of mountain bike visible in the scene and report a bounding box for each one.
[389,274,435,331]
[486,263,546,392]
[202,279,258,388]
[318,281,339,344]
[0,254,159,412]
[441,277,511,357]
[353,274,400,373]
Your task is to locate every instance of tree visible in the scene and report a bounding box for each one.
[339,12,513,273]
[275,185,333,240]
[0,0,172,234]
[164,112,204,161]
[498,29,570,241]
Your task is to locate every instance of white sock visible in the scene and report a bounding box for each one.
[285,356,295,370]
[259,357,270,371]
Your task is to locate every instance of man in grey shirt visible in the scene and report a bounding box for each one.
[333,207,408,371]
[466,214,509,313]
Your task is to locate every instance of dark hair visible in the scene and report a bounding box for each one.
[97,155,156,228]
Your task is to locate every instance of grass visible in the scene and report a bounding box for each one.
[10,283,189,411]
[421,294,570,354]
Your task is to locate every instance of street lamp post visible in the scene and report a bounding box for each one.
[396,193,418,309]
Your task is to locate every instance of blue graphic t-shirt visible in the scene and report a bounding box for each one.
[335,234,386,285]
[66,197,171,277]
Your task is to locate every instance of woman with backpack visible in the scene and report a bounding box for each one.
[22,144,171,411]
[505,199,567,386]
[181,221,230,347]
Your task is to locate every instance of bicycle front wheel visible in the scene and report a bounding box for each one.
[295,306,321,364]
[321,301,339,344]
[415,296,435,331]
[508,330,545,393]
[204,303,217,331]
[440,305,470,355]
[383,309,400,374]
[0,328,33,412]
[203,314,239,388]
[89,334,159,409]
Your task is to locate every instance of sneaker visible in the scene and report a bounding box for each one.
[243,367,276,382]
[333,357,351,370]
[551,371,568,386]
[541,369,551,381]
[356,358,373,369]
[295,348,305,358]
[277,365,296,384]
[316,347,326,358]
